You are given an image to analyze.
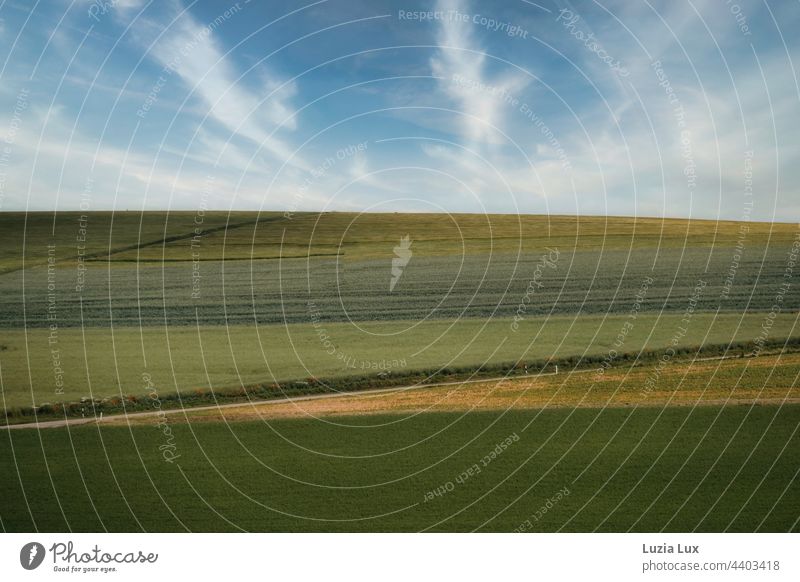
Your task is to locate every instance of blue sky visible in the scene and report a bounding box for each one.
[0,0,798,220]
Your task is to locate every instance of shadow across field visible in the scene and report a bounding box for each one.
[1,406,797,532]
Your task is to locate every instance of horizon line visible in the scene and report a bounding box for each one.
[0,209,797,226]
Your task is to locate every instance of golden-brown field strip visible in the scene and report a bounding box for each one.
[101,351,800,425]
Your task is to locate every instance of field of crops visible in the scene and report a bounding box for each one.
[2,211,794,272]
[1,406,797,532]
[1,313,797,410]
[1,226,798,328]
[0,211,798,412]
[1,211,798,534]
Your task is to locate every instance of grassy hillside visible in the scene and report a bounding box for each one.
[1,211,797,272]
[0,211,798,412]
[1,212,797,534]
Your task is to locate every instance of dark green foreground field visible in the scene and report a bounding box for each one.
[1,406,798,532]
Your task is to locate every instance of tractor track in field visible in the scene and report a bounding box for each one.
[0,217,281,276]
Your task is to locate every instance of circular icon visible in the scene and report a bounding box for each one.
[19,542,46,570]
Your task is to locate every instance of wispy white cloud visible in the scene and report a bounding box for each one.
[422,0,544,209]
[129,1,306,169]
[429,0,530,146]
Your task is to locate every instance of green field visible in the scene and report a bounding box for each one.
[1,212,798,411]
[1,211,798,533]
[1,212,799,330]
[2,211,795,273]
[1,407,797,532]
[0,313,797,410]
